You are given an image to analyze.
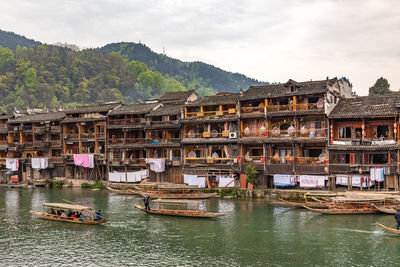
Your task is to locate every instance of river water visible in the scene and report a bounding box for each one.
[0,188,399,266]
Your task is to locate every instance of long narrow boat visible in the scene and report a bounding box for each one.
[106,186,137,195]
[135,204,224,218]
[374,205,399,214]
[376,222,400,234]
[30,203,110,225]
[129,189,218,199]
[303,205,378,214]
[278,198,306,207]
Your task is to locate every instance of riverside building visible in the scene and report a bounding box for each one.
[3,76,399,191]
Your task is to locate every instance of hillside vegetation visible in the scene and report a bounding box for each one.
[101,42,265,95]
[0,44,186,113]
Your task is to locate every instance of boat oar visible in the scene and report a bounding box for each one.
[62,199,103,220]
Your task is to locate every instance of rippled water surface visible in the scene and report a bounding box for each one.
[1,188,400,266]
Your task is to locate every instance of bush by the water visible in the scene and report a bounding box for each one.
[81,181,103,189]
[53,180,64,188]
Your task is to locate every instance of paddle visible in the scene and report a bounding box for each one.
[62,199,103,220]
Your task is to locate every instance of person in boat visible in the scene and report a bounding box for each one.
[395,210,400,230]
[144,195,150,210]
[94,210,103,221]
[56,209,61,216]
[67,210,73,217]
[61,210,67,217]
[49,208,56,215]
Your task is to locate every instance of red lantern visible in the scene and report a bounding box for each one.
[264,132,267,137]
[330,139,333,143]
[394,122,397,128]
[163,130,166,135]
[323,158,329,163]
[262,157,266,162]
[226,122,229,127]
[148,131,152,137]
[237,156,241,163]
[362,124,365,130]
[290,157,294,163]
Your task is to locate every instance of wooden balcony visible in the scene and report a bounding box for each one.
[109,118,145,125]
[186,109,237,118]
[240,106,264,115]
[266,163,293,174]
[50,140,62,147]
[50,126,61,132]
[296,156,327,174]
[65,133,79,140]
[266,103,324,113]
[33,126,50,133]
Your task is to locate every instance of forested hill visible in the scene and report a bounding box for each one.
[0,44,186,113]
[101,42,266,94]
[0,30,42,50]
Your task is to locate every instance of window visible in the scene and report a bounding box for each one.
[338,127,352,139]
[308,97,319,103]
[355,128,362,139]
[372,154,388,164]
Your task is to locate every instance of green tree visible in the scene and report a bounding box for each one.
[369,77,390,95]
[245,165,258,185]
[0,47,15,72]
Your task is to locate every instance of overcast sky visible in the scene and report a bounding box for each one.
[2,0,399,95]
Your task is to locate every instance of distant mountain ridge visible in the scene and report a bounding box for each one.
[101,42,266,93]
[0,30,42,50]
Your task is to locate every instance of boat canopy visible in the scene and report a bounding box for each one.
[42,203,91,211]
[153,199,203,204]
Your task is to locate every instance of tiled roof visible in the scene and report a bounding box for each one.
[65,103,121,114]
[146,104,181,117]
[186,93,239,106]
[159,90,196,103]
[109,103,159,115]
[241,78,337,101]
[329,95,400,118]
[8,112,65,124]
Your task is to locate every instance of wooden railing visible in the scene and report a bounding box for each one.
[240,106,264,114]
[241,128,327,138]
[297,157,328,166]
[109,118,144,125]
[186,109,237,118]
[65,133,79,139]
[241,155,264,164]
[266,103,323,113]
[146,138,181,144]
[185,131,231,138]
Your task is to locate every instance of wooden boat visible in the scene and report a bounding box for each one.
[129,189,218,199]
[376,222,400,234]
[303,205,378,214]
[106,186,137,195]
[278,198,306,207]
[374,204,400,214]
[30,202,110,225]
[135,204,224,218]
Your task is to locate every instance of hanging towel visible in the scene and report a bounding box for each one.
[73,154,92,168]
[6,158,18,171]
[274,174,292,187]
[336,175,349,186]
[300,175,326,188]
[219,177,235,187]
[31,158,41,169]
[145,159,165,172]
[88,154,95,168]
[40,158,48,169]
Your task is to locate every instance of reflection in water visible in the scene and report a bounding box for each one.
[0,188,400,265]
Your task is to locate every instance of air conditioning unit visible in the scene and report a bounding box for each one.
[229,132,237,139]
